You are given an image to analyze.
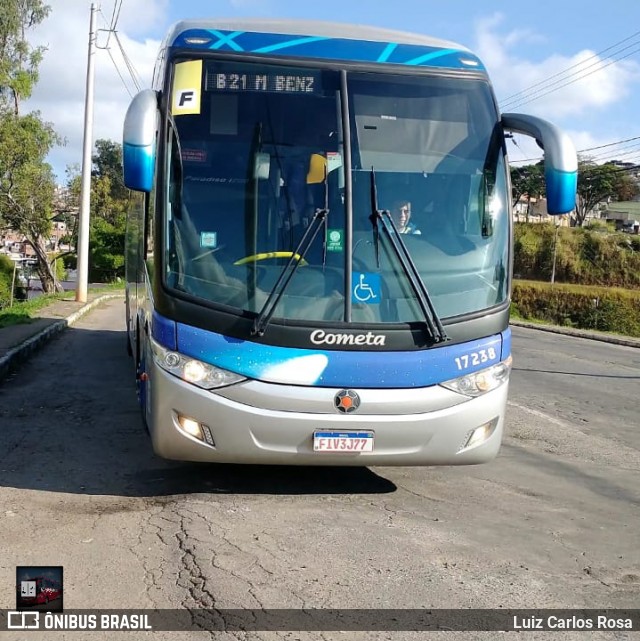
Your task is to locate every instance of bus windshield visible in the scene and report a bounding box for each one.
[165,59,508,324]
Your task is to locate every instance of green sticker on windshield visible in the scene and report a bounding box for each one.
[327,229,344,252]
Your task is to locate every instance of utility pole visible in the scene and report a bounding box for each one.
[551,217,560,285]
[76,3,97,303]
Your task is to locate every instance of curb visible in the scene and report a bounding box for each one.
[1,294,637,382]
[509,319,640,348]
[0,294,124,381]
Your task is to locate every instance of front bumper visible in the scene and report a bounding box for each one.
[145,359,508,466]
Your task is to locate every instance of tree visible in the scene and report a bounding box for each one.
[62,141,129,282]
[61,140,129,282]
[92,138,129,202]
[89,140,128,282]
[0,1,61,292]
[0,0,51,114]
[0,111,62,292]
[510,162,545,222]
[575,159,639,227]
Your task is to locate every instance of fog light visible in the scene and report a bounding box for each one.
[176,414,215,447]
[459,417,498,452]
[178,415,203,439]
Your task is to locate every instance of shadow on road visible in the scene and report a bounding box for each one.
[0,324,397,498]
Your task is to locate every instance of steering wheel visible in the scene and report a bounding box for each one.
[234,251,308,266]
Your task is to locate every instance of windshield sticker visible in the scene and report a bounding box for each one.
[352,272,381,304]
[326,229,344,252]
[200,232,217,248]
[182,148,208,163]
[326,152,342,173]
[172,60,202,115]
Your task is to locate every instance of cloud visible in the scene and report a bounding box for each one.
[111,0,170,36]
[22,0,166,181]
[474,13,640,119]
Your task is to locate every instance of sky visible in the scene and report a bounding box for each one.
[22,0,640,182]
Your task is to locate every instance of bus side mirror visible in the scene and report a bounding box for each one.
[502,113,577,215]
[123,89,159,193]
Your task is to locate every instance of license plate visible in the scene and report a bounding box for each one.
[313,431,374,453]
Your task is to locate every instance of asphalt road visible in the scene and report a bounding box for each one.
[0,300,638,640]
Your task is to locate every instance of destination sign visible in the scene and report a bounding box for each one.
[207,70,320,94]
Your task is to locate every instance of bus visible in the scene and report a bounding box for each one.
[123,20,576,465]
[18,576,62,606]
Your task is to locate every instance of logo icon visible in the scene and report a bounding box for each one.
[16,566,63,611]
[8,611,39,629]
[334,389,360,413]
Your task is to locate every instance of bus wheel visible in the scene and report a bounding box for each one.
[136,325,150,436]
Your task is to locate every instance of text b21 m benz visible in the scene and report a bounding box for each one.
[123,20,577,465]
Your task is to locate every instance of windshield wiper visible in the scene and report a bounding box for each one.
[252,206,328,337]
[369,168,448,344]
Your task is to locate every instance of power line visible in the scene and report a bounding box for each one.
[110,0,124,32]
[579,135,640,153]
[590,141,640,163]
[509,134,640,165]
[96,6,134,96]
[104,0,122,48]
[500,30,640,104]
[107,47,134,97]
[502,42,640,111]
[95,2,143,95]
[113,31,142,92]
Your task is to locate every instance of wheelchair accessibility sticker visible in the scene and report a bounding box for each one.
[352,272,381,304]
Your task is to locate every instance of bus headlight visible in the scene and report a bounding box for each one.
[151,339,246,389]
[440,356,512,397]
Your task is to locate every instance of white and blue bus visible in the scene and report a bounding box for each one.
[123,20,576,465]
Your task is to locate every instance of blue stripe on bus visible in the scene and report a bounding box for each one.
[170,29,485,71]
[502,327,512,361]
[152,311,177,350]
[167,319,507,388]
[377,43,397,62]
[254,35,330,53]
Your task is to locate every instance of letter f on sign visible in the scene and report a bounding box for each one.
[173,88,200,114]
[179,90,194,106]
[172,59,202,115]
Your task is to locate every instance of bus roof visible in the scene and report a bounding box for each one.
[164,19,484,71]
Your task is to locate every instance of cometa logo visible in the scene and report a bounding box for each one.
[310,330,386,346]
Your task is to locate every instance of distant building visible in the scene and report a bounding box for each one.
[602,201,640,233]
[513,196,571,226]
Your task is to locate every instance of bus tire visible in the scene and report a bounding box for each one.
[136,320,150,436]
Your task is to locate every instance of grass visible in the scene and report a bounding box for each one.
[512,279,640,337]
[0,282,124,329]
[0,292,75,328]
[513,278,639,297]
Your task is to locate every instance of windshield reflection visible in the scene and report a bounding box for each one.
[164,61,509,325]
